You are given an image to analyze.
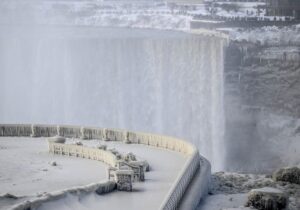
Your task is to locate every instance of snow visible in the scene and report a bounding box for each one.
[197,193,248,210]
[0,137,187,210]
[251,187,282,194]
[0,0,193,30]
[0,137,107,197]
[203,1,266,18]
[199,171,300,210]
[228,25,300,45]
[37,140,187,210]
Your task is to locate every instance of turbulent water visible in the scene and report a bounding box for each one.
[0,25,226,170]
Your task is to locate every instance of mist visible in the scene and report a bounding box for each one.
[0,1,227,171]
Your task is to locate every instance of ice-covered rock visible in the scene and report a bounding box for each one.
[95,181,116,195]
[211,172,275,194]
[273,167,300,185]
[245,187,287,210]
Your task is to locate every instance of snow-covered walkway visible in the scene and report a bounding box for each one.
[0,137,187,210]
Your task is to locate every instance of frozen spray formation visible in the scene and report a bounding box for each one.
[0,26,226,171]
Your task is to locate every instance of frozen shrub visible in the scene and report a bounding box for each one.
[246,187,287,210]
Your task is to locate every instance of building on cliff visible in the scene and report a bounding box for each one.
[266,0,300,19]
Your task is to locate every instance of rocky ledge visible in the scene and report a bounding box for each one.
[207,167,300,210]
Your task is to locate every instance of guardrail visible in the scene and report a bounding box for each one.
[48,142,118,167]
[0,124,207,210]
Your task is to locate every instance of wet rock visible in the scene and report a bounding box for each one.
[273,167,300,185]
[245,187,288,210]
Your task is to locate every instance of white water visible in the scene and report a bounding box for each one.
[0,25,225,171]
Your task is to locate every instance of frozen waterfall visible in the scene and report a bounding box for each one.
[0,26,226,171]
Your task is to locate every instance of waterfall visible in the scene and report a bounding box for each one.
[0,26,226,171]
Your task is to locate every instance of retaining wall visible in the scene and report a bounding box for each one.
[0,124,210,210]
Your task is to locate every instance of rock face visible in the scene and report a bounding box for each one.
[246,187,288,210]
[224,41,300,172]
[273,167,300,185]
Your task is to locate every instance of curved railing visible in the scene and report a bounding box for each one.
[0,124,208,210]
[48,142,118,167]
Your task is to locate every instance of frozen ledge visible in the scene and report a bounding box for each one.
[0,124,211,210]
[9,181,116,210]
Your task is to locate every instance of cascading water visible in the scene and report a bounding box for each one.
[0,25,226,170]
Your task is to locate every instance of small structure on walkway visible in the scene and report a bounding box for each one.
[116,160,145,181]
[124,152,136,161]
[123,152,150,172]
[108,167,133,192]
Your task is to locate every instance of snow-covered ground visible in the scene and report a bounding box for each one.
[198,193,248,210]
[0,137,107,197]
[198,172,300,210]
[0,137,187,210]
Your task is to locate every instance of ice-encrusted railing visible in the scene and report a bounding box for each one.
[160,148,200,209]
[48,142,118,167]
[0,124,202,210]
